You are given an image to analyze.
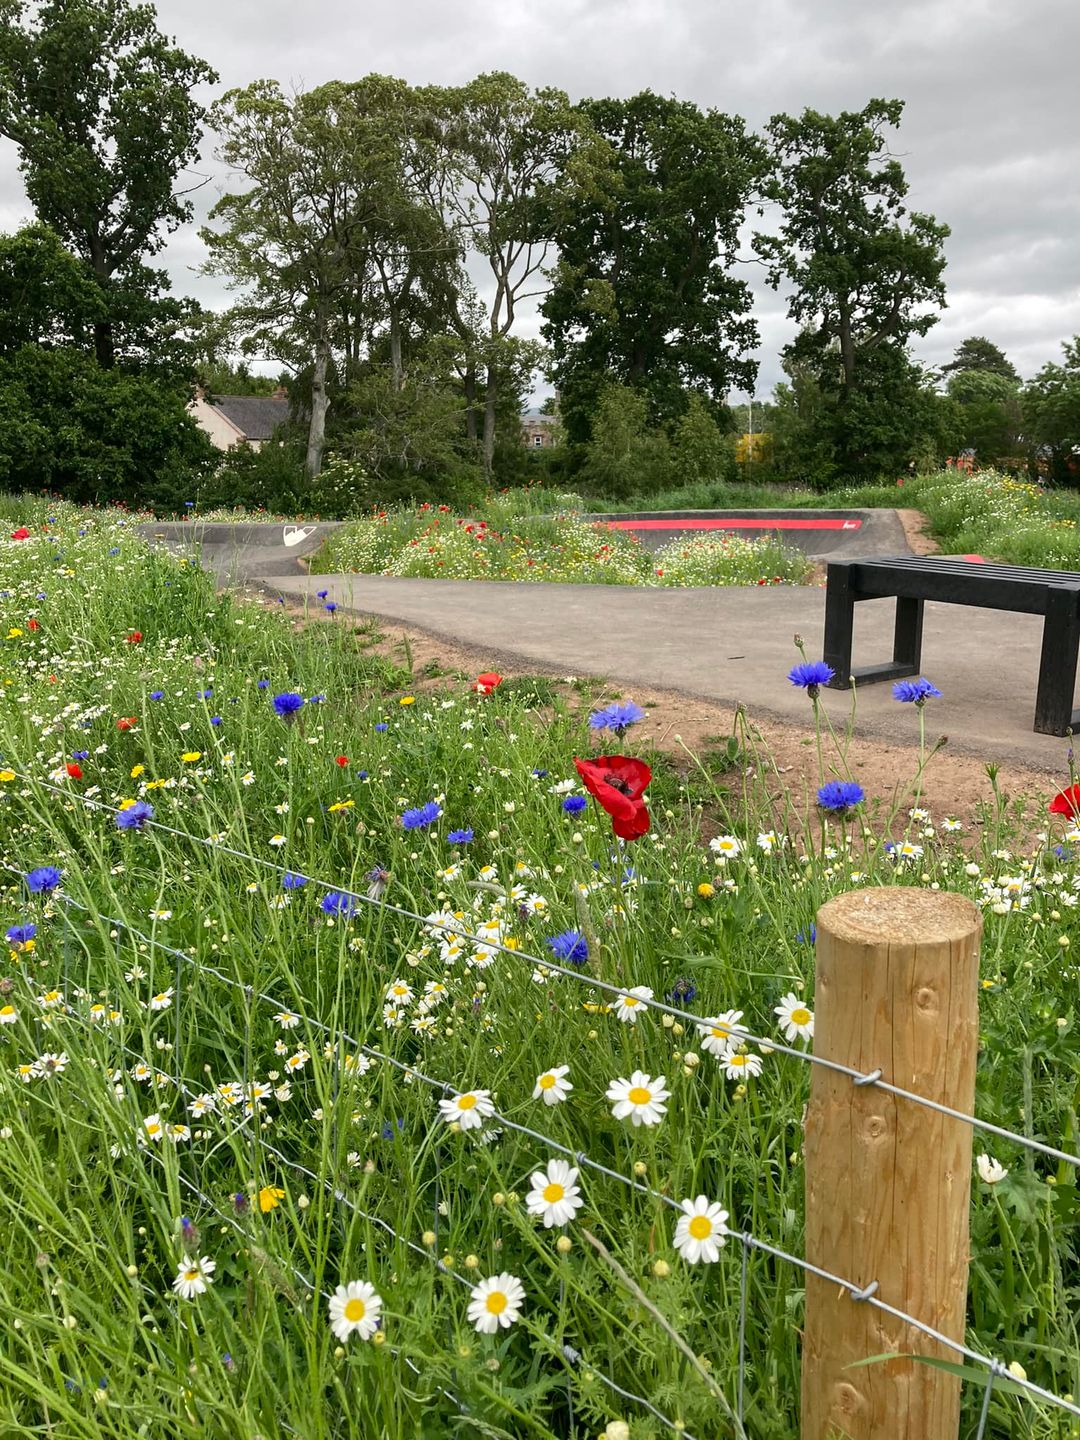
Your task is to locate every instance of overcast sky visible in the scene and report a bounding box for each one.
[1,0,1077,398]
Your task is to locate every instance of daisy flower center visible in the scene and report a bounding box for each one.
[538,1074,556,1090]
[711,1026,730,1038]
[729,1055,747,1068]
[624,997,639,1008]
[791,1008,811,1026]
[184,1268,200,1282]
[485,1291,507,1315]
[628,1086,651,1105]
[543,1183,565,1203]
[457,1094,478,1110]
[688,1216,713,1240]
[343,1298,366,1322]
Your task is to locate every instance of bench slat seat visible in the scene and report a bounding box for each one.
[823,555,1080,736]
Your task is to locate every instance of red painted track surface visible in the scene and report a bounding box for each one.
[599,517,863,532]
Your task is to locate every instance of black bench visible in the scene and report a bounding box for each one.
[823,556,1080,737]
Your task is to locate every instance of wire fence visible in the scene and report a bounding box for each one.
[5,770,1080,1430]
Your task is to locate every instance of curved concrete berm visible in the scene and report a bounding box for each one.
[584,508,910,560]
[137,520,344,582]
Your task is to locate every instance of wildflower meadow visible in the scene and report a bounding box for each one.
[0,496,1078,1439]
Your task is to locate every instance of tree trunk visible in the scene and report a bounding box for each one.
[87,232,114,369]
[389,311,404,394]
[93,320,115,370]
[838,304,855,399]
[482,367,498,478]
[305,335,330,481]
[463,365,478,442]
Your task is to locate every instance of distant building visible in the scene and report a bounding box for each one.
[521,410,559,448]
[188,386,290,452]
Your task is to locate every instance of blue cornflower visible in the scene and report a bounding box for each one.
[197,689,213,700]
[71,750,89,761]
[210,716,222,726]
[381,1118,405,1140]
[282,872,308,890]
[26,866,62,893]
[532,768,549,779]
[357,770,368,780]
[788,661,835,693]
[816,780,865,813]
[374,722,388,733]
[401,802,442,831]
[257,679,269,689]
[149,690,164,701]
[588,701,646,736]
[272,692,305,718]
[316,590,329,600]
[321,890,357,918]
[309,694,325,704]
[545,929,589,964]
[325,602,337,614]
[108,546,120,556]
[667,978,697,1004]
[795,923,818,945]
[116,800,154,830]
[448,828,474,844]
[184,501,194,509]
[5,923,36,944]
[892,678,942,705]
[562,795,587,814]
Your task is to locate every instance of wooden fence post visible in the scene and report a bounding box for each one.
[801,887,982,1440]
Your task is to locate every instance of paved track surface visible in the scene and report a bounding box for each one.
[143,517,1074,774]
[583,508,910,559]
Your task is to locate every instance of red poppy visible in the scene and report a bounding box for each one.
[472,672,503,695]
[1049,784,1080,819]
[116,717,138,731]
[574,755,652,840]
[335,755,349,767]
[66,763,83,779]
[125,631,143,644]
[27,618,39,631]
[10,527,29,540]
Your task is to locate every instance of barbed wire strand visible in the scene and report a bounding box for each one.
[10,771,1079,1172]
[40,895,1080,1421]
[98,1018,699,1440]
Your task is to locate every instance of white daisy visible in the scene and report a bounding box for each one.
[148,989,174,1011]
[709,835,742,859]
[172,1254,215,1299]
[274,1011,301,1030]
[673,1196,730,1263]
[697,1011,748,1058]
[438,1090,495,1131]
[385,979,414,1004]
[774,992,814,1042]
[722,1052,763,1081]
[328,1280,382,1341]
[605,1071,670,1128]
[143,1113,165,1142]
[614,986,654,1024]
[532,1065,572,1105]
[976,1154,1008,1185]
[467,1273,525,1334]
[526,1160,583,1228]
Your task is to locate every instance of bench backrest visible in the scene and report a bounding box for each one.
[834,556,1080,615]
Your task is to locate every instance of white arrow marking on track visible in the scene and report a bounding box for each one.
[282,526,315,548]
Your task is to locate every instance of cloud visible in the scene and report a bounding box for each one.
[0,0,1075,392]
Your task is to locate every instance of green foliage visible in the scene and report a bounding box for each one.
[542,91,762,445]
[0,345,214,504]
[578,383,673,499]
[0,0,217,369]
[941,336,1020,383]
[1024,338,1080,485]
[755,99,949,479]
[671,394,737,487]
[946,369,1023,464]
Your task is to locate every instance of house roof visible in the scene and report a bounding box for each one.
[522,410,556,423]
[210,395,290,441]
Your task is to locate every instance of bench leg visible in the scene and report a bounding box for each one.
[893,596,924,673]
[823,565,854,689]
[1036,589,1080,736]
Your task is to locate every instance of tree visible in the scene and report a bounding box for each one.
[542,91,762,448]
[941,336,1019,383]
[0,0,217,369]
[945,368,1022,463]
[0,223,103,353]
[205,77,416,480]
[416,73,600,476]
[755,99,949,477]
[579,382,672,498]
[1024,339,1080,483]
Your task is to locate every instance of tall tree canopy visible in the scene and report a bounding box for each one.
[1025,338,1080,483]
[0,0,217,369]
[755,99,949,476]
[542,91,763,447]
[941,336,1020,383]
